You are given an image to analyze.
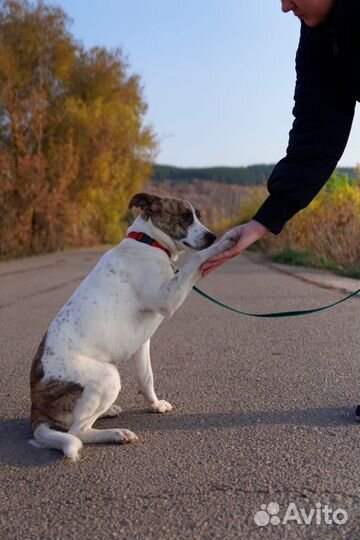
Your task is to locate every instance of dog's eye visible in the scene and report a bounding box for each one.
[195,209,201,220]
[181,212,193,226]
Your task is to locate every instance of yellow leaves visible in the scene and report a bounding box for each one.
[0,0,156,257]
[237,172,360,268]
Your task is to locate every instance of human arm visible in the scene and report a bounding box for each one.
[202,20,356,276]
[253,21,356,234]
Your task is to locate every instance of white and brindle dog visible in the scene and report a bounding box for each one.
[30,192,238,460]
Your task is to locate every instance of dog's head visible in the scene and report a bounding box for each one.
[129,192,216,250]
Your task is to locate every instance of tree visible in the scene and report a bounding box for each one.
[0,0,156,257]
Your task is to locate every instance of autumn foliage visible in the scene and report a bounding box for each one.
[236,171,360,273]
[0,0,156,258]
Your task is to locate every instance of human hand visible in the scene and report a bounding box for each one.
[201,220,268,277]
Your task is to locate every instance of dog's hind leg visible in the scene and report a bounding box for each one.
[133,340,173,413]
[69,361,138,444]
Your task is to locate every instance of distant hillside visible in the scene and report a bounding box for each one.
[152,164,356,186]
[146,179,246,229]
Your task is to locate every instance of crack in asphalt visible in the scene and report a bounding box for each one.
[0,275,86,310]
[0,261,66,278]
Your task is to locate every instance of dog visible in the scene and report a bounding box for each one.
[29,192,239,460]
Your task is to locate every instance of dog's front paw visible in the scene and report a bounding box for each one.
[204,229,240,260]
[217,229,240,252]
[149,400,173,413]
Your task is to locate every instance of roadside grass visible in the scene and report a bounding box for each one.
[270,249,360,279]
[215,171,360,280]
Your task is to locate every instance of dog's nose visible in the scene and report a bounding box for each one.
[204,231,216,245]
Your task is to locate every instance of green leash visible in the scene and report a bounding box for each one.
[192,284,360,318]
[172,263,360,318]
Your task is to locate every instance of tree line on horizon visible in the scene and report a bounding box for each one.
[152,164,356,186]
[0,0,155,258]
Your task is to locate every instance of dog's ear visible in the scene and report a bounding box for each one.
[129,193,163,215]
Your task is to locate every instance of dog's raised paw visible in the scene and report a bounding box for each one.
[209,230,240,258]
[222,230,240,250]
[149,400,173,413]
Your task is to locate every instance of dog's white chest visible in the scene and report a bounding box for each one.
[44,245,171,371]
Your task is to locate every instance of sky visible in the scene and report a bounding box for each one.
[55,0,359,168]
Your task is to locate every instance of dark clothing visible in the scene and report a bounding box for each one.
[253,0,360,234]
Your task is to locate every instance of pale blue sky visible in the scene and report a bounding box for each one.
[55,0,359,168]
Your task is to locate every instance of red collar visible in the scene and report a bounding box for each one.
[126,231,171,258]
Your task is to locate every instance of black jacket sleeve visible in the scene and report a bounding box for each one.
[253,21,356,234]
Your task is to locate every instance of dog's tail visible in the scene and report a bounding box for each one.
[29,423,83,462]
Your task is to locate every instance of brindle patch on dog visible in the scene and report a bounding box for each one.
[129,192,198,240]
[30,333,83,432]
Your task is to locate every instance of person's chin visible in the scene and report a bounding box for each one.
[302,16,326,27]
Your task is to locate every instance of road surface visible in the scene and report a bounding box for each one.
[1,248,360,539]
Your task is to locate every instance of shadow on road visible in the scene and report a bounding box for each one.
[0,405,355,467]
[0,418,61,468]
[115,404,356,432]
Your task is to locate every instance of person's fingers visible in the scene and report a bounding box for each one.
[201,260,224,277]
[201,258,223,269]
[201,265,220,277]
[201,260,220,271]
[200,221,267,277]
[201,259,221,273]
[201,254,231,269]
[201,244,244,273]
[204,247,240,265]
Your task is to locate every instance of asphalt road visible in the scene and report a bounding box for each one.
[1,248,360,540]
